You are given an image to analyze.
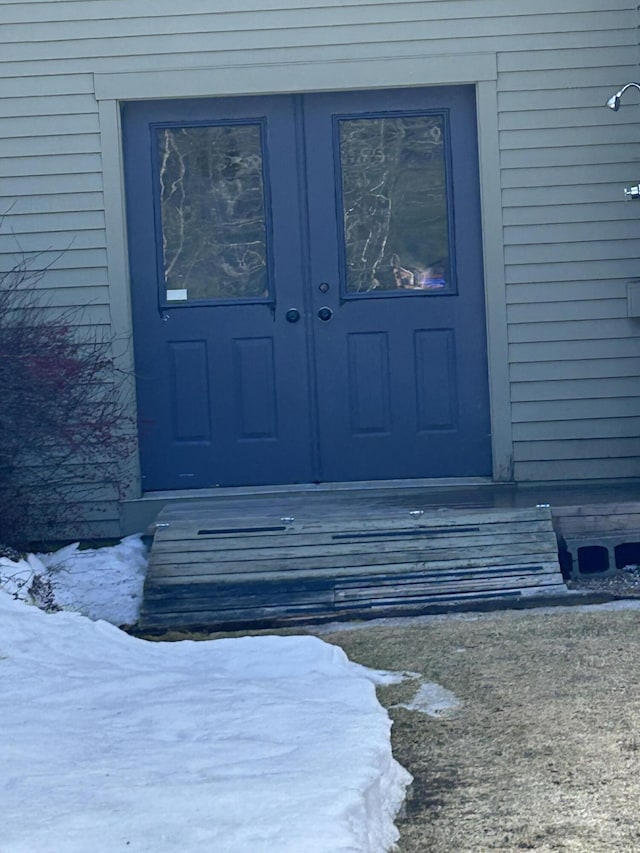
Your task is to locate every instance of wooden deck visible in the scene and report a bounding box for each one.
[138,484,573,631]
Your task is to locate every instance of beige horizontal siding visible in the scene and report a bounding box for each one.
[498,44,633,73]
[498,1,639,482]
[34,302,111,325]
[0,94,97,118]
[0,134,101,158]
[510,357,640,382]
[505,220,639,244]
[511,376,639,403]
[513,458,640,481]
[508,319,633,343]
[515,437,640,461]
[510,338,640,363]
[0,173,103,197]
[506,240,635,265]
[0,3,630,37]
[506,260,639,284]
[17,267,110,287]
[0,114,99,138]
[0,32,632,79]
[507,281,629,303]
[24,285,110,308]
[513,398,640,423]
[0,72,94,95]
[5,193,105,215]
[507,299,628,324]
[502,144,637,169]
[0,153,102,179]
[0,0,627,21]
[514,417,640,441]
[4,210,105,233]
[0,229,105,254]
[0,0,636,518]
[499,108,635,133]
[503,202,634,227]
[501,124,638,154]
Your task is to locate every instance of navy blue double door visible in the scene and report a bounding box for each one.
[123,86,491,491]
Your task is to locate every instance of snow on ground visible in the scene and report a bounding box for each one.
[394,681,461,718]
[0,541,411,853]
[0,535,148,625]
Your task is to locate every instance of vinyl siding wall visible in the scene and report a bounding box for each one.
[0,1,638,532]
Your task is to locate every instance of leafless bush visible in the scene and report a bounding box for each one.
[0,251,135,547]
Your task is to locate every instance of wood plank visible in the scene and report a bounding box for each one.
[340,586,568,614]
[552,502,640,517]
[151,522,557,546]
[152,512,556,541]
[150,530,557,560]
[142,577,566,617]
[139,601,333,630]
[155,518,552,550]
[145,562,558,597]
[148,556,561,586]
[144,568,563,606]
[138,586,569,631]
[155,496,537,513]
[148,541,559,569]
[155,503,551,524]
[143,588,335,612]
[333,562,560,588]
[335,577,565,605]
[148,549,560,576]
[149,545,560,576]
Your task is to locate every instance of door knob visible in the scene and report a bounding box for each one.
[317,306,333,322]
[285,308,301,323]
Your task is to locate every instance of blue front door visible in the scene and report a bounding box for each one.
[123,87,491,491]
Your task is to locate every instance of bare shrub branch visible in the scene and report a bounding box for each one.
[0,245,135,547]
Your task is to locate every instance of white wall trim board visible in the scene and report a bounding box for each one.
[93,52,498,101]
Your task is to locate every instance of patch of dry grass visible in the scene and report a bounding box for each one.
[322,607,640,852]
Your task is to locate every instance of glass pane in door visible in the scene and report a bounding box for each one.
[338,114,452,295]
[156,123,269,302]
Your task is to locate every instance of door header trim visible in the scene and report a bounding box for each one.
[94,53,497,102]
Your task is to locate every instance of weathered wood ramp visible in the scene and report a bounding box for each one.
[138,496,566,631]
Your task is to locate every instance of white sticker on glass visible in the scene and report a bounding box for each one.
[166,289,188,301]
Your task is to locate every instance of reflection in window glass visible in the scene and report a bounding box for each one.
[157,124,269,301]
[338,114,451,294]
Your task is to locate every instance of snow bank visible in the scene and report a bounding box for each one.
[0,535,147,625]
[0,592,411,853]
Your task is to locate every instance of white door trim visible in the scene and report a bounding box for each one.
[95,50,512,502]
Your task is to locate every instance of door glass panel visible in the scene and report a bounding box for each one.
[156,124,269,302]
[338,114,451,295]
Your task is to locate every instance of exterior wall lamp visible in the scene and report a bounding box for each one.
[606,82,640,111]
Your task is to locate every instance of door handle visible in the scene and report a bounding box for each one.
[317,306,333,322]
[285,308,301,323]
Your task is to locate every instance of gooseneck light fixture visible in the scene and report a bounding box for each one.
[606,82,640,111]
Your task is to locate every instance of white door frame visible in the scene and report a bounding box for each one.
[95,51,512,503]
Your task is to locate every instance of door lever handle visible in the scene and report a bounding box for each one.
[317,306,333,322]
